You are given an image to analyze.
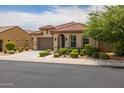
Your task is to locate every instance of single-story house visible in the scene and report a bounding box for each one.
[31,22,100,51]
[0,26,33,52]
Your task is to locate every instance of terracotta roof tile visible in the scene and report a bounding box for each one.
[39,25,55,30]
[54,22,86,33]
[0,26,17,33]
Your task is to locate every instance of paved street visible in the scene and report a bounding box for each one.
[0,61,124,88]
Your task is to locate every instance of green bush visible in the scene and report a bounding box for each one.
[113,42,124,56]
[72,49,79,53]
[99,53,109,59]
[54,52,60,57]
[8,50,15,54]
[18,47,24,53]
[25,47,29,51]
[4,50,7,54]
[70,52,79,58]
[84,44,99,57]
[66,50,70,55]
[5,41,16,51]
[80,49,86,56]
[92,52,99,58]
[46,49,52,52]
[59,48,68,55]
[39,51,49,57]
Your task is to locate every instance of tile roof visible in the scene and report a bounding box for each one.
[54,22,86,33]
[39,25,55,30]
[0,26,17,33]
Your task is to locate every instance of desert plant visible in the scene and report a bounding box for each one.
[59,48,68,55]
[54,52,60,57]
[8,50,15,54]
[70,52,79,58]
[5,41,16,51]
[99,52,109,59]
[18,47,24,53]
[25,47,29,51]
[80,49,86,56]
[92,52,99,58]
[72,49,79,53]
[46,49,52,52]
[84,44,99,57]
[39,51,49,57]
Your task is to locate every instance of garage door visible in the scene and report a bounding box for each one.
[37,37,53,50]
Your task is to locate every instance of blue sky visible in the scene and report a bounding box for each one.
[0,5,90,13]
[0,5,103,30]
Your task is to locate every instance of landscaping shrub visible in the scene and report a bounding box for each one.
[8,50,15,54]
[46,49,52,52]
[5,41,16,51]
[92,52,99,58]
[18,47,24,53]
[99,52,109,59]
[54,52,60,57]
[80,49,86,56]
[84,44,99,57]
[59,48,68,55]
[72,49,79,53]
[70,52,79,58]
[25,47,29,51]
[4,50,7,54]
[66,50,70,55]
[113,42,124,56]
[39,51,49,57]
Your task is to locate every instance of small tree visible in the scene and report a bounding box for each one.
[5,41,16,51]
[85,5,124,56]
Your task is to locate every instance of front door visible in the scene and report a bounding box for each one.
[0,40,3,52]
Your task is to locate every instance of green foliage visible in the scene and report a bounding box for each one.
[54,52,60,57]
[46,49,52,52]
[5,41,16,51]
[8,50,15,54]
[80,49,86,56]
[84,44,99,57]
[18,47,24,53]
[85,6,124,55]
[66,50,70,55]
[113,41,124,56]
[70,52,79,58]
[59,48,68,55]
[25,47,29,51]
[99,52,109,59]
[92,52,99,58]
[39,51,49,57]
[72,49,79,53]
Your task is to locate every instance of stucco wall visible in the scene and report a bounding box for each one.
[0,27,33,51]
[53,33,83,51]
[32,29,53,50]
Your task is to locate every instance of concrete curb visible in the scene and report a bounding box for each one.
[0,58,124,68]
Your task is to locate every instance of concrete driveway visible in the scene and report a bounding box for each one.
[0,51,40,60]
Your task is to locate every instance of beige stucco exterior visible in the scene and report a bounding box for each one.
[0,27,33,51]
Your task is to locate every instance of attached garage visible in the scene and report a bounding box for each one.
[37,37,53,50]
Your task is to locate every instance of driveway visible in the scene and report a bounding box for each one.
[0,60,124,88]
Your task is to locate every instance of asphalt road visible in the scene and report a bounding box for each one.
[0,60,124,88]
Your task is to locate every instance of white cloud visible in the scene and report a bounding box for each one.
[0,5,104,30]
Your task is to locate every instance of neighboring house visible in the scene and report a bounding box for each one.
[31,22,93,51]
[0,26,33,52]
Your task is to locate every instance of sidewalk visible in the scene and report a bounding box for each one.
[0,51,124,67]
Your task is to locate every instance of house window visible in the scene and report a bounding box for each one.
[70,35,76,47]
[82,37,89,47]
